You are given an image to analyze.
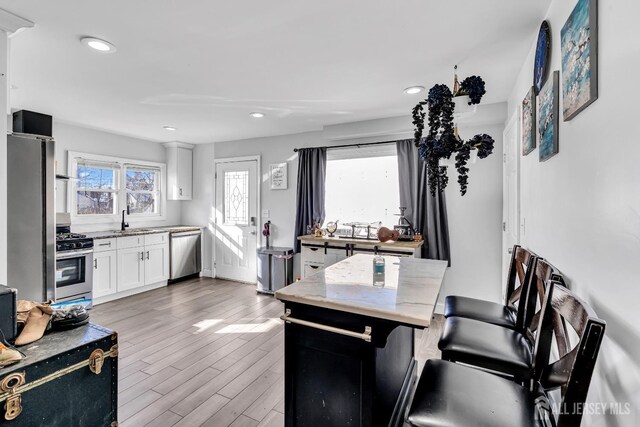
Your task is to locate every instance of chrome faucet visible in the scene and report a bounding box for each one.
[121,205,130,231]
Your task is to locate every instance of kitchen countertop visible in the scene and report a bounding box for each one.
[85,225,203,239]
[298,234,423,249]
[275,254,447,328]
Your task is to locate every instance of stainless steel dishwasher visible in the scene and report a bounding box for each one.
[170,230,202,280]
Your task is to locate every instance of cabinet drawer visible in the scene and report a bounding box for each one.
[94,238,117,252]
[144,232,169,246]
[303,262,324,279]
[117,235,144,249]
[301,245,325,263]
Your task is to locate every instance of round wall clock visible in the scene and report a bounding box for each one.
[534,21,551,95]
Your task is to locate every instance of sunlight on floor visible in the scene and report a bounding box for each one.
[215,318,282,334]
[192,318,223,333]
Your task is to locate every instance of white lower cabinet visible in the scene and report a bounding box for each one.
[117,246,145,291]
[94,233,171,304]
[93,250,117,298]
[324,248,348,268]
[144,243,170,284]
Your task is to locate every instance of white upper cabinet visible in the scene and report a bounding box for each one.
[165,142,194,200]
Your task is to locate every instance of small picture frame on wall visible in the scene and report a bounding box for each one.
[522,86,536,156]
[538,71,560,162]
[270,163,288,190]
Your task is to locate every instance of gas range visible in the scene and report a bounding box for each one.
[55,224,94,305]
[56,227,94,252]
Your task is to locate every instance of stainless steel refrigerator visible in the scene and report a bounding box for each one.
[7,133,56,302]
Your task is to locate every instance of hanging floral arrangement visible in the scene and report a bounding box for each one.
[412,72,494,196]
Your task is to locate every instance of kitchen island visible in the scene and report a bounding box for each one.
[275,254,447,427]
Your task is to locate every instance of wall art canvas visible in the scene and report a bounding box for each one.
[522,86,536,156]
[538,71,559,162]
[561,0,598,121]
[270,163,288,190]
[534,21,551,95]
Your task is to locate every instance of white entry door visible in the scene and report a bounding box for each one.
[214,159,259,283]
[502,110,521,294]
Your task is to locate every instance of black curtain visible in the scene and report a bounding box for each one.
[396,139,450,263]
[293,147,327,253]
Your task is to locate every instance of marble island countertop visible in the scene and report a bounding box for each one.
[298,234,423,250]
[84,225,203,239]
[275,254,447,327]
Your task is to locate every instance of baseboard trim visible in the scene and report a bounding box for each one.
[93,281,167,305]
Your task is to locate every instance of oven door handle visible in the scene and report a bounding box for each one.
[56,249,94,259]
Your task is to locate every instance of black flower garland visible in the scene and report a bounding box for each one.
[459,76,486,105]
[455,143,471,195]
[412,78,494,196]
[469,133,495,159]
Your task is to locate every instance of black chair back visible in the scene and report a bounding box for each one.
[532,281,606,427]
[519,259,563,337]
[505,246,537,324]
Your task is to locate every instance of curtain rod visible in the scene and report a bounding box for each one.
[292,140,399,153]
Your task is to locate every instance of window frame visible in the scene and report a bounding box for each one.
[68,151,167,225]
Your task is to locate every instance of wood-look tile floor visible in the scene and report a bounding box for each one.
[91,277,443,427]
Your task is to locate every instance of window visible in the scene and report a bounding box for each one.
[125,166,161,215]
[324,145,400,227]
[69,152,165,222]
[76,161,119,215]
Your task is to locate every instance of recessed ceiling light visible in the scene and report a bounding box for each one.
[403,86,425,95]
[81,37,117,53]
[249,112,265,118]
[163,126,177,131]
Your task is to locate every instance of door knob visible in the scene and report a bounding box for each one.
[250,231,257,235]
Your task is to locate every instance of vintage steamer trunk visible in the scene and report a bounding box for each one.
[0,323,118,426]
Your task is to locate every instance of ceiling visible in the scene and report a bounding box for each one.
[1,1,551,144]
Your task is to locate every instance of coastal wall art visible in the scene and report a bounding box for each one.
[538,71,560,162]
[522,86,536,156]
[561,0,598,121]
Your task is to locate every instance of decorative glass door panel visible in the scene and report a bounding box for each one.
[224,171,249,225]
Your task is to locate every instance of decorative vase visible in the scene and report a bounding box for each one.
[453,95,477,120]
[439,149,478,167]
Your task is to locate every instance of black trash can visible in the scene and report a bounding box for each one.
[257,247,294,294]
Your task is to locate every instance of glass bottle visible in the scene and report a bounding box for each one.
[373,255,385,287]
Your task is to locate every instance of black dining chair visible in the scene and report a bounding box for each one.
[444,245,537,330]
[438,258,561,382]
[407,281,606,427]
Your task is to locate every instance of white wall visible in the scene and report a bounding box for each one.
[0,31,7,285]
[507,1,640,425]
[442,123,504,307]
[190,110,505,308]
[180,142,215,276]
[53,121,182,232]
